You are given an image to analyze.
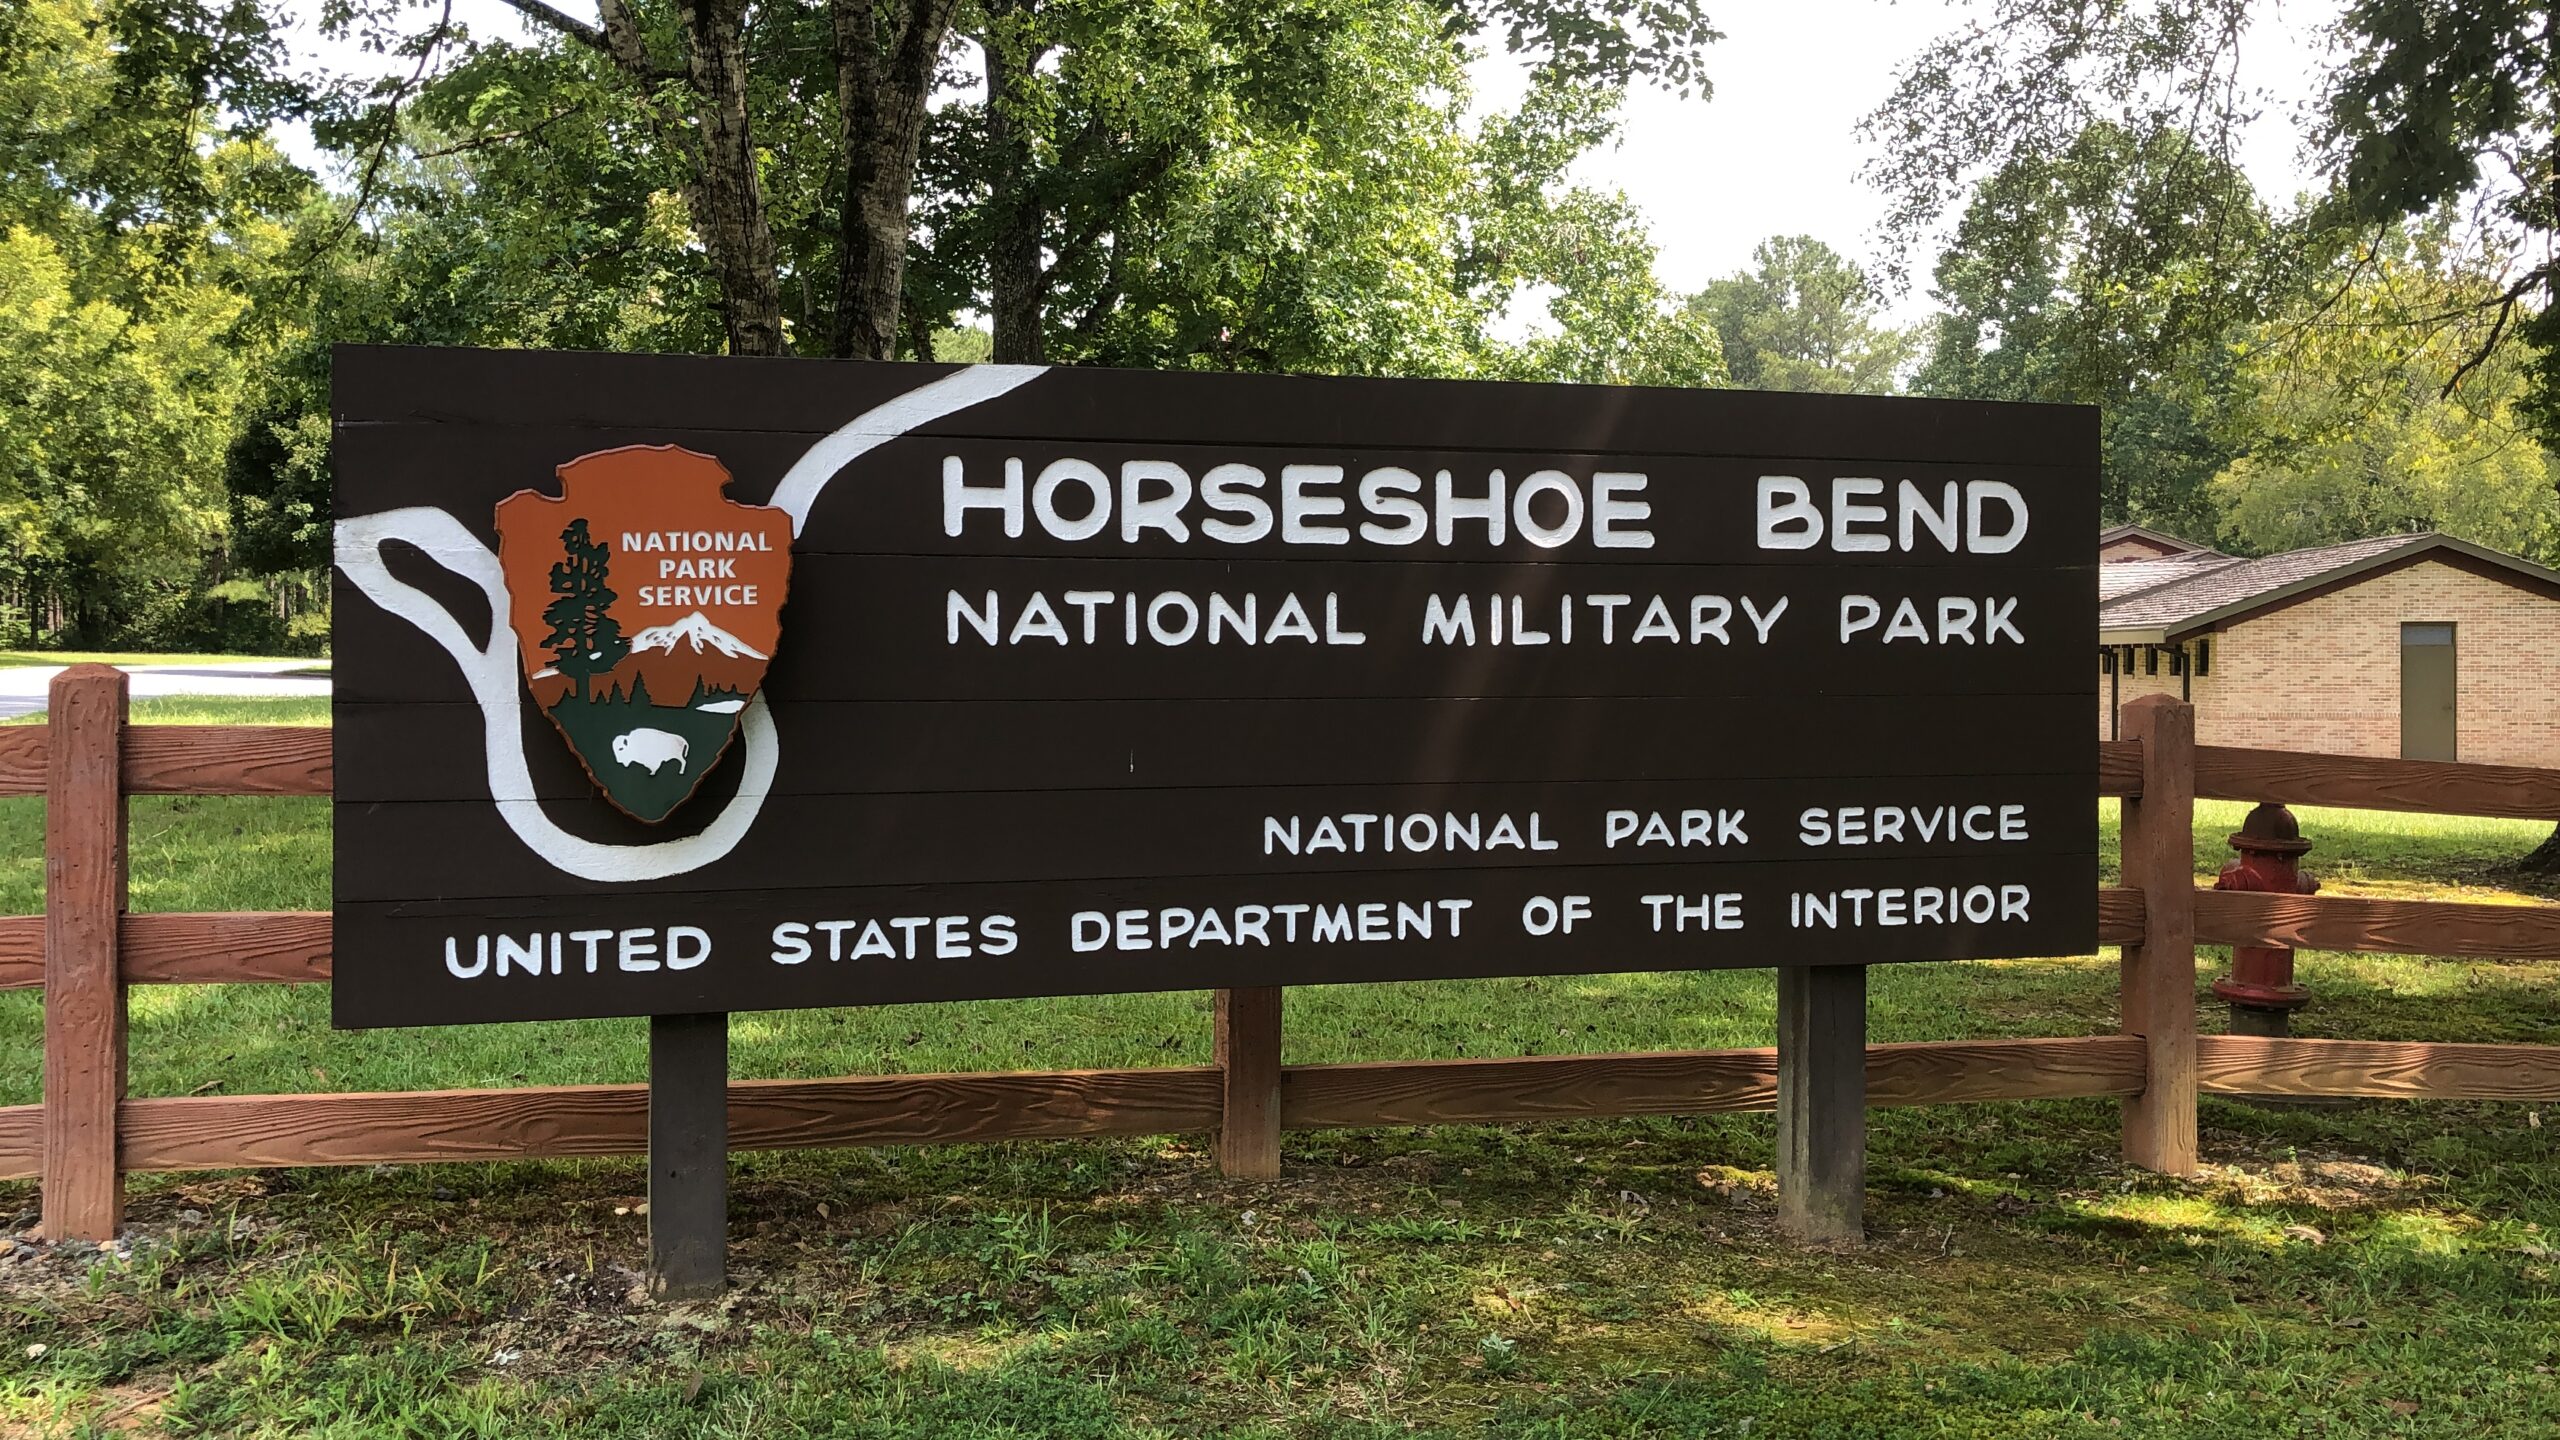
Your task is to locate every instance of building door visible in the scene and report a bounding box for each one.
[2400,622,2457,760]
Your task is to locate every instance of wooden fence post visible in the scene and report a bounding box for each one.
[648,1012,728,1300]
[44,665,128,1242]
[2119,694,2199,1175]
[1213,987,1282,1178]
[1776,963,1866,1244]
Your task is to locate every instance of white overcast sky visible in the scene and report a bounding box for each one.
[280,0,2345,327]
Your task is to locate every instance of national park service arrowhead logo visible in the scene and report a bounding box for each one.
[494,446,791,822]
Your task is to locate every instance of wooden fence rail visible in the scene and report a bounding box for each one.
[6,667,2560,1242]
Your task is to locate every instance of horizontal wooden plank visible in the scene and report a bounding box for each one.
[0,912,332,989]
[0,1102,36,1181]
[6,893,2147,999]
[335,852,2102,1026]
[2098,739,2141,797]
[125,727,331,796]
[337,346,2100,468]
[338,775,2098,900]
[0,727,41,796]
[119,1067,1224,1171]
[2196,745,2560,820]
[2098,885,2142,945]
[337,694,2097,805]
[338,557,2093,705]
[2198,1034,2560,1100]
[101,1035,2142,1174]
[2197,890,2560,960]
[1279,1035,2144,1128]
[124,912,333,984]
[0,915,33,989]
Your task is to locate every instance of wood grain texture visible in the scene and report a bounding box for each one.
[0,1103,39,1181]
[2197,1034,2560,1100]
[2097,887,2142,945]
[2118,695,2199,1177]
[1863,1034,2146,1105]
[1214,988,1283,1179]
[2098,739,2142,797]
[44,665,126,1241]
[2196,891,2560,961]
[0,728,43,796]
[1278,1037,2143,1128]
[125,726,330,796]
[0,912,333,989]
[648,1013,727,1300]
[1778,964,1866,1245]
[0,915,36,990]
[2196,745,2560,820]
[118,1067,1226,1171]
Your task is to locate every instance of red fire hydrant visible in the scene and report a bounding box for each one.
[2211,802,2319,1036]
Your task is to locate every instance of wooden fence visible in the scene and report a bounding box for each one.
[8,670,2560,1245]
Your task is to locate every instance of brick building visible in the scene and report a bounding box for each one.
[2096,531,2560,765]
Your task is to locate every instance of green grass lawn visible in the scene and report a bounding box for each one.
[3,698,2557,1436]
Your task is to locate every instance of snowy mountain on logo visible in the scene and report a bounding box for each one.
[630,610,768,661]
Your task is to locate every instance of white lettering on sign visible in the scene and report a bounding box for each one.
[1790,884,2032,927]
[942,457,1656,550]
[1070,898,1475,951]
[1754,476,2029,553]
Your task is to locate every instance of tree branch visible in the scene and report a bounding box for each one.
[497,0,607,51]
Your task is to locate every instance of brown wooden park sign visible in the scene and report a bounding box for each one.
[331,344,2098,1292]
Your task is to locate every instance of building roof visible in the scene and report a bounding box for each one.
[2098,523,2220,559]
[2097,532,2560,643]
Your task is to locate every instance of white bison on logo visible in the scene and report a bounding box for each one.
[612,727,690,775]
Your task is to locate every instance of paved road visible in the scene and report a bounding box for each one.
[0,661,332,720]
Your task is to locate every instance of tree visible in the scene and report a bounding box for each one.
[542,519,627,701]
[1907,124,2273,537]
[406,0,1718,361]
[1862,0,2560,450]
[2212,229,2560,563]
[1690,236,1916,394]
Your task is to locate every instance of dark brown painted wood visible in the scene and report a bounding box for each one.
[336,773,2098,901]
[334,557,2093,705]
[2195,745,2560,820]
[333,347,2100,1027]
[2118,695,2198,1177]
[333,422,2100,571]
[1777,964,1866,1245]
[334,694,2098,805]
[335,346,2098,466]
[1215,988,1283,1179]
[649,1013,728,1300]
[332,851,2100,1027]
[43,666,127,1242]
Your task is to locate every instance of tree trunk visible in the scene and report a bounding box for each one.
[674,0,785,356]
[2520,823,2560,877]
[983,0,1047,363]
[830,0,959,360]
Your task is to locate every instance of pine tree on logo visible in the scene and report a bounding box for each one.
[543,518,628,702]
